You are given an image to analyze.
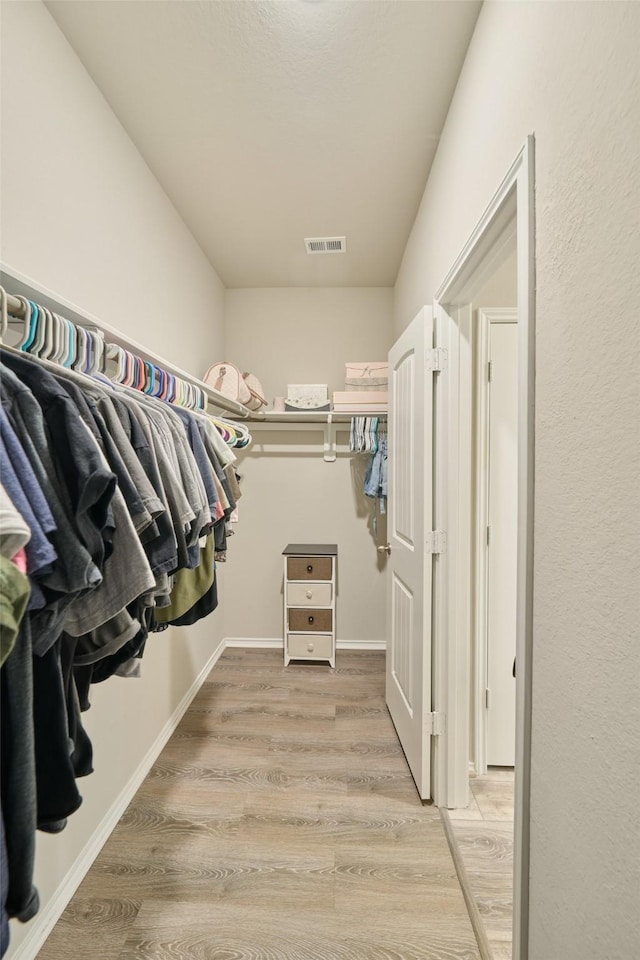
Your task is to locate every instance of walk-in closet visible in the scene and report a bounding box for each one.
[1,3,638,960]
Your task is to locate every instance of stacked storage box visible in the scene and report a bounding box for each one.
[285,384,330,412]
[332,362,388,412]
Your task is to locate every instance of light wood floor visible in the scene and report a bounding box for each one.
[449,769,515,960]
[37,648,481,960]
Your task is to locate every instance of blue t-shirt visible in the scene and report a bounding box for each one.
[0,411,57,609]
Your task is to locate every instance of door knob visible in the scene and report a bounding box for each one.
[377,544,391,556]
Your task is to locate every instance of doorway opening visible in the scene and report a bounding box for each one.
[431,138,535,960]
[475,292,519,775]
[447,251,518,960]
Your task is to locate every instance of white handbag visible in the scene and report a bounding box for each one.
[203,362,268,411]
[242,371,268,411]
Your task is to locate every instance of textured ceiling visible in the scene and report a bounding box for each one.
[46,0,481,288]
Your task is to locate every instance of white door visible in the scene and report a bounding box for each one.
[486,317,518,766]
[385,307,434,799]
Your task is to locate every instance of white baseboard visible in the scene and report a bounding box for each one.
[224,637,282,649]
[10,639,226,960]
[224,637,386,651]
[338,640,386,651]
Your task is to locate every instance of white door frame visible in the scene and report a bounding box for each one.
[432,136,535,960]
[432,299,474,808]
[475,306,518,777]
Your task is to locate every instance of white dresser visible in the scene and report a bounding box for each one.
[282,543,337,667]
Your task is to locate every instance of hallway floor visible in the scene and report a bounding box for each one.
[37,648,480,959]
[449,769,515,960]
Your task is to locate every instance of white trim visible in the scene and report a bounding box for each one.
[458,303,474,798]
[441,808,493,960]
[474,308,518,777]
[10,639,227,960]
[224,637,283,649]
[432,136,535,960]
[478,309,518,324]
[474,308,490,779]
[431,301,450,809]
[337,639,386,651]
[432,303,473,810]
[435,156,519,305]
[513,134,536,960]
[224,637,386,651]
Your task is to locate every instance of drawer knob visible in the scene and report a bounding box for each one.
[306,564,313,573]
[306,590,313,599]
[307,642,314,653]
[308,616,314,624]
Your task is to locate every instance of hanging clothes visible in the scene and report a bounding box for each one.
[0,555,30,667]
[363,427,388,540]
[348,416,388,539]
[364,429,388,512]
[0,341,246,942]
[349,415,381,454]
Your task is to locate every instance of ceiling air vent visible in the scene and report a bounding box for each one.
[304,236,347,255]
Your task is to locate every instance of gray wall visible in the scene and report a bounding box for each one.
[1,4,227,956]
[394,3,640,957]
[224,287,394,645]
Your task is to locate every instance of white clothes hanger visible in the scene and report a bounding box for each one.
[106,343,124,383]
[91,329,105,374]
[51,314,67,365]
[12,296,33,350]
[73,326,88,373]
[62,317,73,365]
[0,287,8,342]
[83,329,96,375]
[38,308,55,361]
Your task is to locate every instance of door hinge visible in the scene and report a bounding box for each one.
[426,530,447,554]
[485,688,490,709]
[487,360,493,382]
[426,347,448,373]
[425,711,446,736]
[486,525,491,547]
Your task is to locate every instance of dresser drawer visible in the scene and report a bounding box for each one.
[288,608,333,632]
[286,582,332,607]
[287,556,333,581]
[287,633,333,660]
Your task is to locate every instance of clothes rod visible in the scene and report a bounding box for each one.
[5,291,24,319]
[3,294,387,426]
[0,273,252,420]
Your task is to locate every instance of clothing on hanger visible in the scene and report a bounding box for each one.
[364,429,388,513]
[350,416,381,454]
[0,320,248,936]
[363,427,388,539]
